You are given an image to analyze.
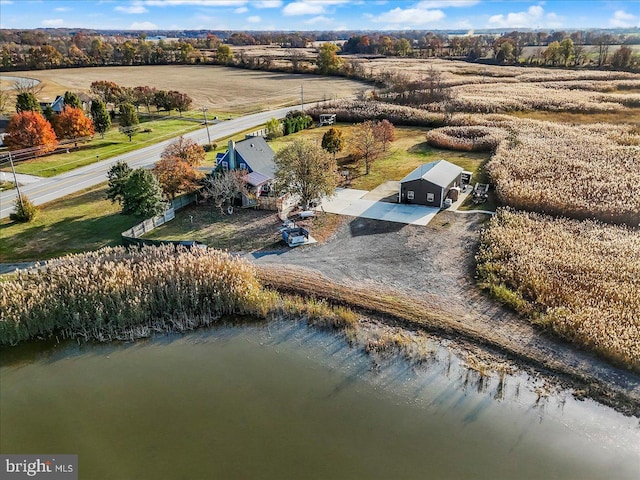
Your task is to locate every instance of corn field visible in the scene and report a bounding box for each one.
[487,120,640,225]
[477,209,640,371]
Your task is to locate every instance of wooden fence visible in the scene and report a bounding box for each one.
[121,193,197,246]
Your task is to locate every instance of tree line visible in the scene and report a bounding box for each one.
[3,80,193,157]
[2,28,638,73]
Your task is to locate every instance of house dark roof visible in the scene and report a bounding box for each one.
[235,137,276,179]
[400,160,463,188]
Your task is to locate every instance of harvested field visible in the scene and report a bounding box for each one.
[2,65,368,114]
[477,209,640,372]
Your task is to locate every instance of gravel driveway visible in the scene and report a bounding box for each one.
[252,211,640,412]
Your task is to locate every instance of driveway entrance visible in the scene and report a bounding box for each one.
[318,188,439,226]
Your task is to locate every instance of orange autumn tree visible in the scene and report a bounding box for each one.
[4,111,58,155]
[152,137,204,199]
[55,106,95,147]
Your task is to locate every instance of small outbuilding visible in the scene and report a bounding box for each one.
[399,160,463,208]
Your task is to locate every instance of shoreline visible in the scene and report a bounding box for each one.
[254,263,640,418]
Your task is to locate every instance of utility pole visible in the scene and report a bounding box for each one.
[201,106,212,145]
[7,151,25,212]
[301,84,304,112]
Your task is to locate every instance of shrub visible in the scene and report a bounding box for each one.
[426,126,507,152]
[9,195,38,222]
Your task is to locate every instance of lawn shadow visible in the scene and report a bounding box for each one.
[407,141,436,155]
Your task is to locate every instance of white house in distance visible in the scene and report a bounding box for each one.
[399,160,464,208]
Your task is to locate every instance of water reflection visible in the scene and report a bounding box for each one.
[1,319,639,480]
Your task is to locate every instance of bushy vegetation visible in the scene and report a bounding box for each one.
[0,246,359,346]
[9,194,38,222]
[282,110,313,136]
[477,209,640,371]
[426,126,506,152]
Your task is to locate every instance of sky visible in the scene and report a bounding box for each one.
[0,0,638,31]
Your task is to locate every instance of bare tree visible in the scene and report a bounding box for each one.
[202,170,248,214]
[13,78,44,96]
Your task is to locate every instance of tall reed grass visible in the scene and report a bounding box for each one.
[487,120,640,225]
[426,126,507,152]
[0,246,358,345]
[0,246,265,344]
[477,208,640,371]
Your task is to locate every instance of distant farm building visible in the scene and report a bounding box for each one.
[399,160,463,208]
[318,114,336,126]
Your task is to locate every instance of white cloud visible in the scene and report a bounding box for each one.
[609,10,638,28]
[130,20,158,28]
[247,15,260,22]
[253,0,282,7]
[234,6,248,13]
[115,2,148,14]
[282,1,325,15]
[370,7,445,26]
[282,0,347,16]
[305,15,332,25]
[416,0,478,7]
[0,0,14,4]
[144,0,246,5]
[488,5,547,28]
[55,6,71,11]
[42,18,64,26]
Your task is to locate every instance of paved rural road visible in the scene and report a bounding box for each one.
[0,106,297,219]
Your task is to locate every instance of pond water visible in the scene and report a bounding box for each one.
[1,320,639,479]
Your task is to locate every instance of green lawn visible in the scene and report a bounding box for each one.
[4,118,203,178]
[269,125,491,191]
[0,183,138,262]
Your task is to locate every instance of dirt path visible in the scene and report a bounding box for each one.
[252,212,640,415]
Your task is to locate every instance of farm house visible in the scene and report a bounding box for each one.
[399,160,463,208]
[216,137,277,206]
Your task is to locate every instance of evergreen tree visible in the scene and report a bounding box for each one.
[63,91,82,109]
[15,92,41,113]
[90,99,111,138]
[106,160,132,205]
[122,168,166,217]
[118,102,139,141]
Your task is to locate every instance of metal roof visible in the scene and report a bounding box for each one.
[244,171,271,187]
[234,137,276,179]
[400,160,463,188]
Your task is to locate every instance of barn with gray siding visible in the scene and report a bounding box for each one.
[399,160,463,208]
